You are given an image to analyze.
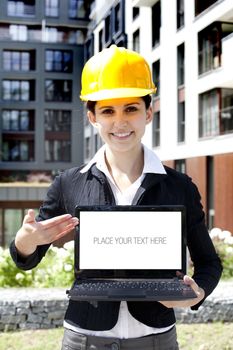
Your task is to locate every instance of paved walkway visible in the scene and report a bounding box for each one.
[1,280,232,302]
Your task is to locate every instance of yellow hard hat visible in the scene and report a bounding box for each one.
[80,45,156,101]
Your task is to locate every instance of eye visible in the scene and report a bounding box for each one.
[101,108,114,115]
[125,105,138,113]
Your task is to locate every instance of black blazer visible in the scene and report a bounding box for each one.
[10,164,222,330]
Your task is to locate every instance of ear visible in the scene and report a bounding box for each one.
[87,111,97,127]
[145,106,153,125]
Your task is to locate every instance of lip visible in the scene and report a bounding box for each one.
[111,131,133,139]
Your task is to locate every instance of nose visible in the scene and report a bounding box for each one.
[113,111,128,127]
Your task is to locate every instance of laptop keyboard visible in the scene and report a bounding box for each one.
[70,279,197,300]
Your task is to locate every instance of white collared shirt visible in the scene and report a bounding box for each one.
[64,144,174,338]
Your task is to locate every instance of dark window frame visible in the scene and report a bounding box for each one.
[45,49,73,73]
[177,0,184,30]
[152,0,161,48]
[7,0,36,17]
[3,50,36,71]
[152,111,160,148]
[199,88,233,138]
[44,109,71,162]
[45,0,59,17]
[2,80,35,101]
[45,79,72,102]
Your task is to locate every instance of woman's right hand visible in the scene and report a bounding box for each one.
[15,209,79,257]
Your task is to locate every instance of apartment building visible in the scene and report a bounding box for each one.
[84,0,233,233]
[1,0,232,247]
[0,0,92,246]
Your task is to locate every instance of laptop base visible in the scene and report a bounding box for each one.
[67,278,197,301]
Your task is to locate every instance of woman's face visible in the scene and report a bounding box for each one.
[87,97,153,154]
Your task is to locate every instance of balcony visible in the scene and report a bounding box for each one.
[198,32,233,93]
[0,25,86,44]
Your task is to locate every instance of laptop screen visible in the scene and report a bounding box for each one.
[75,205,187,278]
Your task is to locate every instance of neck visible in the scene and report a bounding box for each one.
[104,144,144,190]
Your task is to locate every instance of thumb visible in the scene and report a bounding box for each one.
[23,209,36,224]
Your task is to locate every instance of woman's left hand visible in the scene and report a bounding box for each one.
[159,275,205,308]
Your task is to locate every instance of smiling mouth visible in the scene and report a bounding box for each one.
[111,132,133,138]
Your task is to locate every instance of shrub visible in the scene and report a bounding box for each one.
[209,228,233,280]
[0,242,74,288]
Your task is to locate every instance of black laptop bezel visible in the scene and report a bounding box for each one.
[74,205,187,280]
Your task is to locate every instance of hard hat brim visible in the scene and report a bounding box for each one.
[80,87,157,101]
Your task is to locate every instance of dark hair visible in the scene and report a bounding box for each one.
[86,95,152,114]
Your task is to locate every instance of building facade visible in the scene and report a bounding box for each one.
[0,0,92,246]
[1,0,233,247]
[84,0,233,233]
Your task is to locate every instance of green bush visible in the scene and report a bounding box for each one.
[209,228,233,280]
[0,242,74,288]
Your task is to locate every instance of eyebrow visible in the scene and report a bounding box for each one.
[98,102,140,110]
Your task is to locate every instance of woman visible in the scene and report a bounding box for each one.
[10,45,222,350]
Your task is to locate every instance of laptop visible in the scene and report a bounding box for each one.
[67,205,197,301]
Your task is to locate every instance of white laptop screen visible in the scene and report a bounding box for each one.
[79,210,182,270]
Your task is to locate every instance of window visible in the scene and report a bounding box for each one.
[1,110,35,162]
[45,80,72,102]
[98,29,103,52]
[221,89,233,134]
[2,110,34,131]
[152,1,161,48]
[133,29,140,52]
[85,136,91,160]
[2,140,34,161]
[44,110,71,162]
[69,0,90,19]
[45,50,73,72]
[198,24,221,75]
[45,0,59,17]
[3,50,35,71]
[2,80,35,101]
[7,0,35,17]
[105,14,111,45]
[195,0,218,16]
[175,159,186,173]
[152,112,160,147]
[152,60,160,96]
[113,3,121,36]
[85,35,94,61]
[198,22,233,75]
[178,101,185,143]
[199,89,219,137]
[177,43,185,86]
[177,0,184,29]
[0,207,39,247]
[133,7,139,20]
[199,88,233,138]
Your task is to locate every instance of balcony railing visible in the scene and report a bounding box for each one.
[0,26,85,44]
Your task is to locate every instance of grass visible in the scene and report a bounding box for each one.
[0,323,233,350]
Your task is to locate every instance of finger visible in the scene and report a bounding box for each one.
[42,218,78,242]
[183,275,201,296]
[53,226,76,241]
[23,209,36,224]
[39,214,73,230]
